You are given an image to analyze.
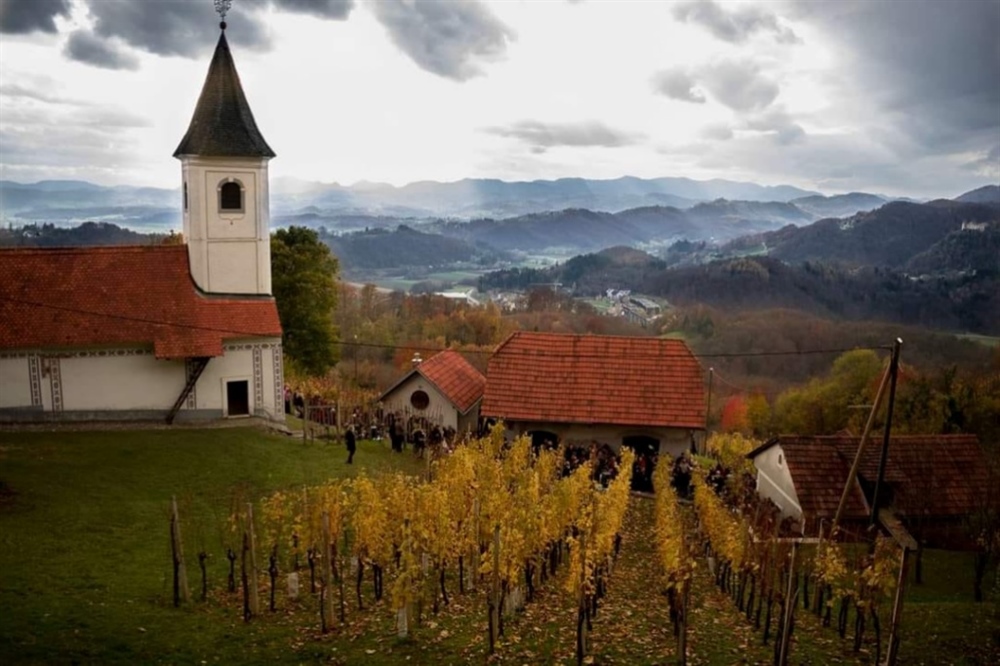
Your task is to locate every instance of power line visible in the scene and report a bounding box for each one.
[0,295,275,338]
[1,294,891,362]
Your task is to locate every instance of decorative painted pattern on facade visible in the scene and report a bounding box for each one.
[185,358,199,409]
[272,342,283,416]
[47,357,63,412]
[28,354,42,407]
[252,347,263,414]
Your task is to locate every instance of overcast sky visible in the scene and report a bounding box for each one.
[1,0,997,198]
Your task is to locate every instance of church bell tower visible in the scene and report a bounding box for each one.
[174,8,275,295]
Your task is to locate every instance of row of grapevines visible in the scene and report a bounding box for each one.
[243,424,634,659]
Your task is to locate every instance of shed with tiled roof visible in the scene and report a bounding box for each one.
[748,434,991,547]
[481,332,706,485]
[379,350,486,437]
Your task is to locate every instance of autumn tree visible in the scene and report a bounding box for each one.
[272,226,340,376]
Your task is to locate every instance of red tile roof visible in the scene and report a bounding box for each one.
[380,350,486,414]
[416,350,486,414]
[0,245,282,359]
[481,332,705,428]
[757,434,990,522]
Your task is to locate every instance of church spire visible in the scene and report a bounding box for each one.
[173,5,275,159]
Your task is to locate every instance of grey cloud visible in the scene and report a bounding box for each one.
[81,0,271,59]
[368,0,514,81]
[650,69,705,103]
[701,61,779,112]
[64,30,140,71]
[652,60,779,112]
[672,0,798,44]
[0,82,83,106]
[0,0,70,34]
[63,0,352,67]
[485,120,641,152]
[793,1,999,154]
[700,123,733,141]
[743,108,805,145]
[962,144,1000,177]
[258,0,355,19]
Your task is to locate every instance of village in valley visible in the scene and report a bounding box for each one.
[1,1,999,665]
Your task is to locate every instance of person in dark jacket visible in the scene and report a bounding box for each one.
[345,425,357,465]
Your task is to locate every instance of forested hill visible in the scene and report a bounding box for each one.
[318,225,506,270]
[722,200,1000,269]
[481,248,1000,335]
[0,221,167,247]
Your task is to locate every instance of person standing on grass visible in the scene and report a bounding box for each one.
[345,424,357,465]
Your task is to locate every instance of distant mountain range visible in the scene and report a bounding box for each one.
[0,175,883,227]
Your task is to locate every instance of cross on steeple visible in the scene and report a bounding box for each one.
[215,0,232,30]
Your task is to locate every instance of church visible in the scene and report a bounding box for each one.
[0,20,285,424]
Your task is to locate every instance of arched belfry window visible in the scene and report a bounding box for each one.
[219,180,244,212]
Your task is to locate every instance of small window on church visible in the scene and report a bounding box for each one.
[219,181,243,212]
[183,182,188,211]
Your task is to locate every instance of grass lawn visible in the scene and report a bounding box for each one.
[1,427,997,665]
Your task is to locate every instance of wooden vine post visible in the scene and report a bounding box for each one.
[246,503,260,616]
[170,496,190,606]
[677,575,691,666]
[883,545,910,666]
[320,511,336,633]
[488,524,501,654]
[576,527,588,666]
[777,540,799,666]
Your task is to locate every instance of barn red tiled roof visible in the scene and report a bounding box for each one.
[756,434,990,522]
[481,332,706,428]
[415,350,486,414]
[0,245,282,359]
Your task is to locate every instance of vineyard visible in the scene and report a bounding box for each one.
[0,427,997,665]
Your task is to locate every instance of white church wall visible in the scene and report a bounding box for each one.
[194,339,283,420]
[60,351,184,410]
[0,356,33,408]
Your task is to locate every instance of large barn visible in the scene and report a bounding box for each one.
[480,331,706,459]
[0,24,284,424]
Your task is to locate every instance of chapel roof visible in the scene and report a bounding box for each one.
[0,245,282,359]
[173,29,275,159]
[481,331,706,428]
[380,350,486,415]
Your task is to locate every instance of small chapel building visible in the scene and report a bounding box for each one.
[0,22,285,423]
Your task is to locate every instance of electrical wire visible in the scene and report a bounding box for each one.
[0,294,892,361]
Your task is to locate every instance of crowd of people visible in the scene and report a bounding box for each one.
[562,442,623,488]
[282,390,740,498]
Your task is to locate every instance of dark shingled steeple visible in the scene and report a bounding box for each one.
[174,29,275,158]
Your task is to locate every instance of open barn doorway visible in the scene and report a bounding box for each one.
[621,435,660,492]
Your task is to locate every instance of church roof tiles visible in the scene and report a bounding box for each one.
[0,245,282,359]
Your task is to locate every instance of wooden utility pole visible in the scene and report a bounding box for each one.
[831,353,893,534]
[871,339,902,526]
